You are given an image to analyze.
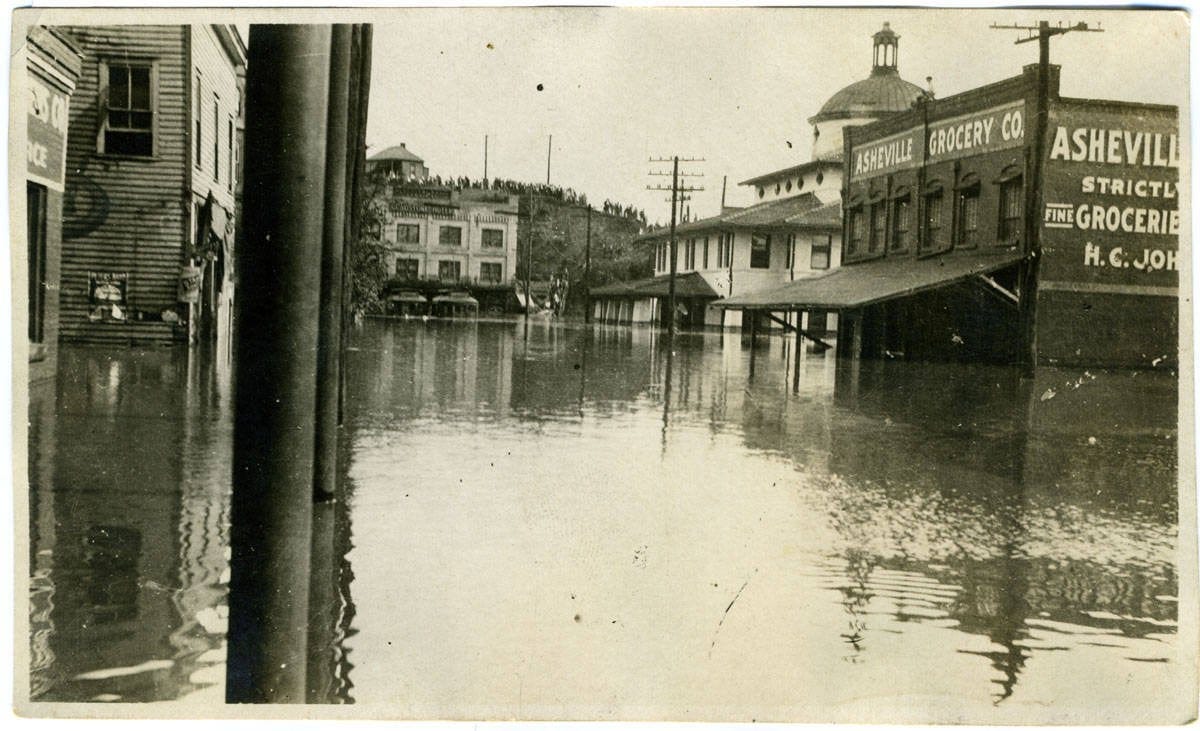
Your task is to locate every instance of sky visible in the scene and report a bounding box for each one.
[363,7,1188,226]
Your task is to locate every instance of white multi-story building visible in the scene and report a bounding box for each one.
[593,22,925,332]
[381,185,519,287]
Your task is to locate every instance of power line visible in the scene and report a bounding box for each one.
[647,155,704,338]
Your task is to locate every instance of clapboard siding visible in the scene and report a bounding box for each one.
[58,25,188,344]
[190,25,239,220]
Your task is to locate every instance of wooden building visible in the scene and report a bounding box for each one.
[723,63,1179,368]
[23,27,82,383]
[57,25,246,347]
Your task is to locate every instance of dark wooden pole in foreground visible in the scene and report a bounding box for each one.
[227,24,332,704]
[314,25,352,501]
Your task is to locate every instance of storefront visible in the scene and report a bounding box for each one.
[721,63,1179,369]
[24,27,81,383]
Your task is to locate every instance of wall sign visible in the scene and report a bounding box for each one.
[1040,104,1179,290]
[850,101,1026,181]
[27,70,69,191]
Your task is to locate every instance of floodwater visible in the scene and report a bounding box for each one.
[26,319,1190,721]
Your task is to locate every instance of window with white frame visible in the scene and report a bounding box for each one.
[103,62,155,156]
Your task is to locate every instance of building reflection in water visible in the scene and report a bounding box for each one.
[28,344,234,701]
[29,319,1181,712]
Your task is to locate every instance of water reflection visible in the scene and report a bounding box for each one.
[29,320,1183,719]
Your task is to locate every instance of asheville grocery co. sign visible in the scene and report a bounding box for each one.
[849,101,1025,181]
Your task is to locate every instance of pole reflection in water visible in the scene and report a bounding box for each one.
[28,321,1185,721]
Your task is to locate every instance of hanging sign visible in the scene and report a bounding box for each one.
[178,265,203,303]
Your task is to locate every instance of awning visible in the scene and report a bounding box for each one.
[591,271,719,299]
[718,248,1024,310]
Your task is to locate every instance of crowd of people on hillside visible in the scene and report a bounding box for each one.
[376,171,648,224]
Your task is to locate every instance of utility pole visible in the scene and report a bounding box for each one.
[524,190,534,319]
[483,134,488,180]
[546,134,552,184]
[648,156,704,336]
[991,20,1102,373]
[227,23,331,704]
[583,205,592,324]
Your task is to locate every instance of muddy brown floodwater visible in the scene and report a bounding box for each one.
[27,318,1186,721]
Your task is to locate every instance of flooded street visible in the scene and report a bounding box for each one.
[28,319,1185,720]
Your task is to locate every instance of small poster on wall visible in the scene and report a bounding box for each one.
[87,271,127,321]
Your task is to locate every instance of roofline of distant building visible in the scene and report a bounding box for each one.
[739,159,842,187]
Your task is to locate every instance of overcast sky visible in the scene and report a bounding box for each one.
[364,7,1188,225]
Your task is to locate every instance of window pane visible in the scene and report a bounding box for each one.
[130,111,153,130]
[439,227,462,246]
[130,67,151,110]
[750,233,771,268]
[107,110,130,128]
[109,65,129,108]
[105,130,152,156]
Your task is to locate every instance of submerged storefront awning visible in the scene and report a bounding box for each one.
[719,248,1024,310]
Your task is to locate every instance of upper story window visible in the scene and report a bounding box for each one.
[481,228,504,248]
[395,257,418,279]
[213,94,221,181]
[439,226,462,247]
[999,177,1023,242]
[702,236,709,269]
[193,73,202,165]
[438,260,462,281]
[891,196,911,252]
[956,186,980,248]
[848,207,865,257]
[923,189,944,251]
[869,203,885,254]
[103,62,154,156]
[750,232,771,269]
[810,235,832,270]
[396,223,420,244]
[786,234,796,269]
[480,261,503,282]
[227,116,235,192]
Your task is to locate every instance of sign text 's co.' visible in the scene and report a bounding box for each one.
[850,101,1025,180]
[27,71,70,188]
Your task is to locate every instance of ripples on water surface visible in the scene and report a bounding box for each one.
[28,319,1187,720]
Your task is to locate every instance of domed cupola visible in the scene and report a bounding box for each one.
[808,22,925,161]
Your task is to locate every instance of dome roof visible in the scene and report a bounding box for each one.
[811,72,925,122]
[809,23,925,124]
[369,143,423,163]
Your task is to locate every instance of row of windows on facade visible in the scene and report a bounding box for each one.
[392,223,505,249]
[101,62,236,196]
[394,258,504,283]
[846,177,1022,258]
[756,171,825,199]
[655,232,832,272]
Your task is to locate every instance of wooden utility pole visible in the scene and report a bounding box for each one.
[524,190,534,319]
[228,24,332,704]
[648,156,704,336]
[583,205,592,324]
[483,134,488,180]
[991,20,1103,373]
[546,134,552,184]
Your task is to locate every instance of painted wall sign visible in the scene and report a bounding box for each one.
[850,101,1026,181]
[1040,103,1179,291]
[27,70,70,191]
[88,272,128,321]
